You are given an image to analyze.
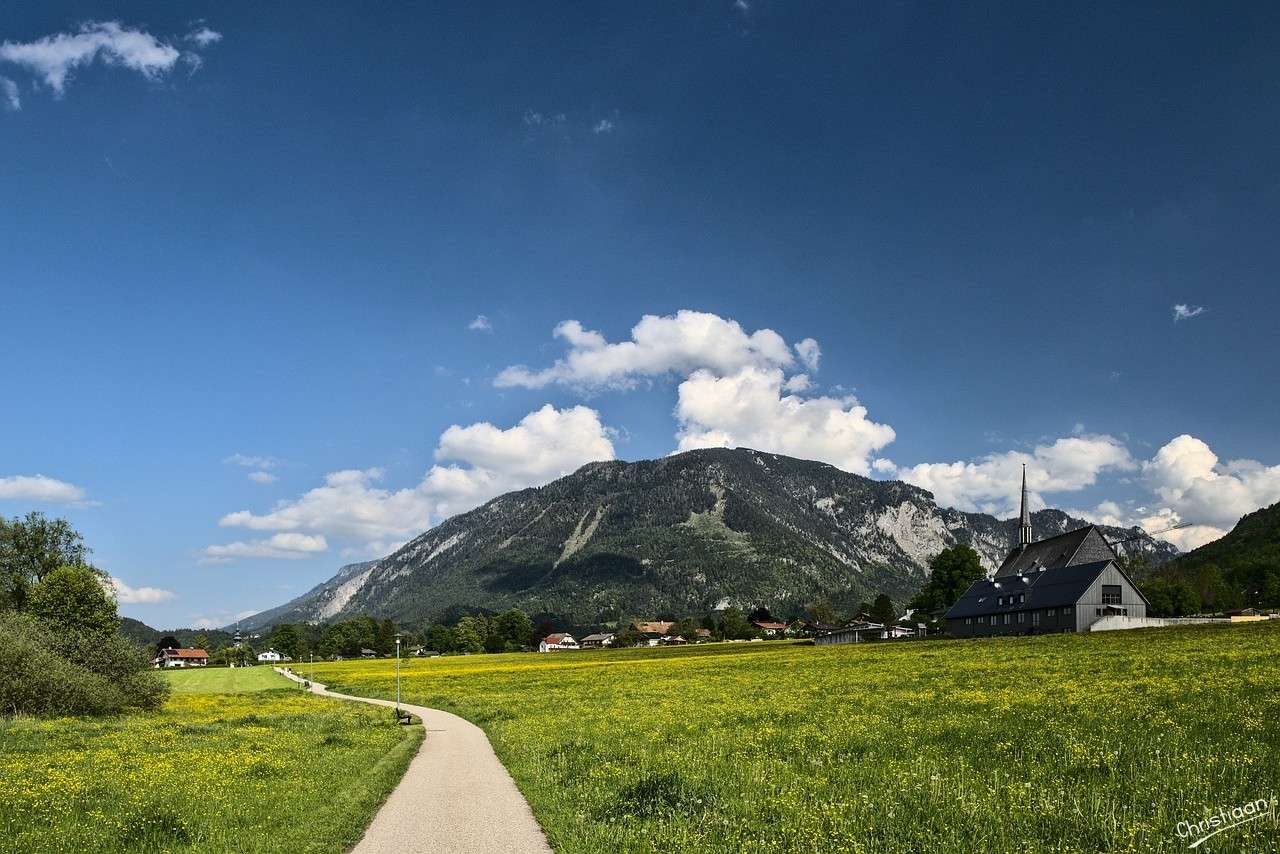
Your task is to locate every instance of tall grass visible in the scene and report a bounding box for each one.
[312,623,1280,853]
[0,679,420,854]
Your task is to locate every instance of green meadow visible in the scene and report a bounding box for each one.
[0,665,419,854]
[311,623,1280,853]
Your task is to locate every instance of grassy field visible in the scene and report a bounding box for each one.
[0,665,421,854]
[161,664,294,693]
[310,623,1280,853]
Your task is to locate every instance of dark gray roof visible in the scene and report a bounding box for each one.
[945,560,1115,619]
[994,525,1115,577]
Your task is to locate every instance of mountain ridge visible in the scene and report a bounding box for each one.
[238,447,1178,629]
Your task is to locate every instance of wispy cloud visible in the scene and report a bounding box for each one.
[224,453,280,470]
[592,119,615,134]
[247,471,277,484]
[1,76,18,111]
[186,26,222,48]
[468,314,493,332]
[1172,303,1206,322]
[0,20,218,100]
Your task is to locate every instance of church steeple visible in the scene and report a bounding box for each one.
[1018,464,1032,547]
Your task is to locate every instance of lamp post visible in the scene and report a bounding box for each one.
[394,632,402,717]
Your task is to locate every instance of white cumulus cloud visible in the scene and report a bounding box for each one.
[468,314,493,332]
[891,434,1135,517]
[495,310,796,390]
[108,577,177,604]
[794,338,821,372]
[201,532,329,564]
[1143,434,1280,530]
[0,474,86,503]
[212,405,616,557]
[674,367,896,476]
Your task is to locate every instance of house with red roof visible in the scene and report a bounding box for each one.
[153,647,209,668]
[538,633,579,653]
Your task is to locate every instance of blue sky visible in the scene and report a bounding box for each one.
[3,3,1279,629]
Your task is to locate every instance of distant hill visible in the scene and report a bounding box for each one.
[240,447,1179,629]
[118,617,233,651]
[1151,501,1280,608]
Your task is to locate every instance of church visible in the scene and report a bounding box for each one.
[944,468,1150,637]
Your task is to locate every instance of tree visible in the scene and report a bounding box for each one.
[869,593,897,627]
[805,597,840,626]
[493,609,534,650]
[910,545,986,614]
[668,617,702,642]
[268,624,303,660]
[719,607,756,640]
[0,513,91,610]
[453,616,486,654]
[610,625,647,648]
[427,624,454,653]
[747,606,774,623]
[27,565,119,639]
[376,618,397,656]
[155,635,181,655]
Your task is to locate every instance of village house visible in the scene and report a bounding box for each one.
[579,632,614,649]
[814,621,924,645]
[750,619,788,637]
[538,633,579,652]
[153,647,209,668]
[632,620,674,635]
[256,649,287,663]
[945,468,1150,637]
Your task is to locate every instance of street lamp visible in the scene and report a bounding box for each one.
[394,632,403,717]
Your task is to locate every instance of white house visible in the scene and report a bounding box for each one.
[256,649,286,663]
[538,633,579,652]
[579,633,614,648]
[153,648,209,668]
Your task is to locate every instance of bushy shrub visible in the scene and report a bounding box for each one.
[0,612,167,716]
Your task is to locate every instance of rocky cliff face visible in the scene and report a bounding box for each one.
[240,448,1178,628]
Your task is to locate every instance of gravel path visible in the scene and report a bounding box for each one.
[276,667,553,854]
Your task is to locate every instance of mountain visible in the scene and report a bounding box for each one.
[1149,501,1280,607]
[118,617,234,651]
[240,447,1178,629]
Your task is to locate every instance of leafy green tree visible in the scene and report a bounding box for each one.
[376,618,397,656]
[0,512,91,610]
[268,624,303,660]
[668,617,702,641]
[869,593,897,627]
[494,609,534,650]
[804,597,840,626]
[719,607,756,640]
[910,545,985,614]
[610,625,647,648]
[27,565,119,639]
[427,623,454,653]
[1142,577,1201,616]
[453,616,486,653]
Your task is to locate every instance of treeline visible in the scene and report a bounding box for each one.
[0,513,167,716]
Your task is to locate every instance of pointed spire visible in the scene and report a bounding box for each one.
[1018,464,1033,547]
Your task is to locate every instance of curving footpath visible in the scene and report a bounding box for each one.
[275,667,552,854]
